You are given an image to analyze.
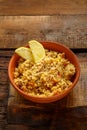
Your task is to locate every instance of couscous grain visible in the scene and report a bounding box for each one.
[14,49,76,97]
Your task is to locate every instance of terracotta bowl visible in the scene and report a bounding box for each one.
[8,41,80,103]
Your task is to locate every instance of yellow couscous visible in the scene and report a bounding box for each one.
[14,49,76,97]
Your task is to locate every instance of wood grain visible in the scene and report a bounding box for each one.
[0,52,9,130]
[0,0,87,15]
[0,15,87,49]
[4,118,87,130]
[0,1,87,128]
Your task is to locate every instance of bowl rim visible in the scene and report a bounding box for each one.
[8,41,80,103]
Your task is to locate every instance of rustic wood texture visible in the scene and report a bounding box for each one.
[7,107,87,129]
[0,0,87,15]
[0,15,87,49]
[7,53,87,129]
[0,51,9,130]
[0,0,87,129]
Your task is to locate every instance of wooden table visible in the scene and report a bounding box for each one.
[0,0,87,130]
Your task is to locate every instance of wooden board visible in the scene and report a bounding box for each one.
[7,53,87,128]
[0,15,87,49]
[0,0,87,15]
[0,0,87,129]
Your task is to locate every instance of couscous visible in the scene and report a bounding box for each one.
[14,49,76,97]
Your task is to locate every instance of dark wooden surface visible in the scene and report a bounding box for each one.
[0,0,87,130]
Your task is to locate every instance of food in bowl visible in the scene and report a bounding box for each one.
[14,40,76,97]
[8,40,80,103]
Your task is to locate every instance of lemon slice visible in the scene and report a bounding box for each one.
[15,47,33,61]
[29,40,45,63]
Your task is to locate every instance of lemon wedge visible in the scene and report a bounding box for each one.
[15,47,33,61]
[29,40,45,63]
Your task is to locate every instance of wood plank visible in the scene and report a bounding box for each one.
[6,113,87,130]
[49,107,87,130]
[5,125,30,130]
[0,15,87,49]
[0,69,8,105]
[0,106,7,130]
[0,52,11,130]
[0,0,87,15]
[0,56,9,103]
[7,53,87,127]
[5,124,51,130]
